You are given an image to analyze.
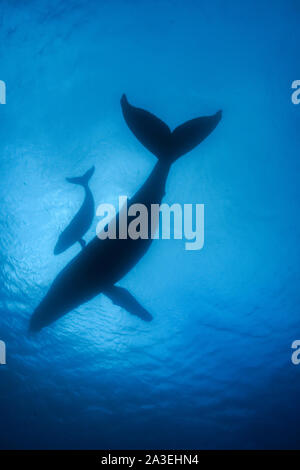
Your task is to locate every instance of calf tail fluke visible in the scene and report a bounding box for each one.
[66,166,95,186]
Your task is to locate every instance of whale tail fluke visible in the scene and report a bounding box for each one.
[66,166,95,187]
[121,94,171,160]
[121,94,222,163]
[171,110,222,160]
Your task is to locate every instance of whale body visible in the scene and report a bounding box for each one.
[54,166,95,254]
[29,95,222,332]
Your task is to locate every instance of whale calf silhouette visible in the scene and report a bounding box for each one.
[54,166,95,254]
[30,96,222,332]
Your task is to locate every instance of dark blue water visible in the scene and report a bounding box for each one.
[1,0,300,449]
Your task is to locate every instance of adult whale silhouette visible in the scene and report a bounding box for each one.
[29,95,222,332]
[54,166,95,254]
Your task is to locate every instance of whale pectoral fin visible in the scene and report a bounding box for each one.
[78,238,86,249]
[104,285,153,322]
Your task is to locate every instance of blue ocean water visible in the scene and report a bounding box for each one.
[0,0,300,450]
